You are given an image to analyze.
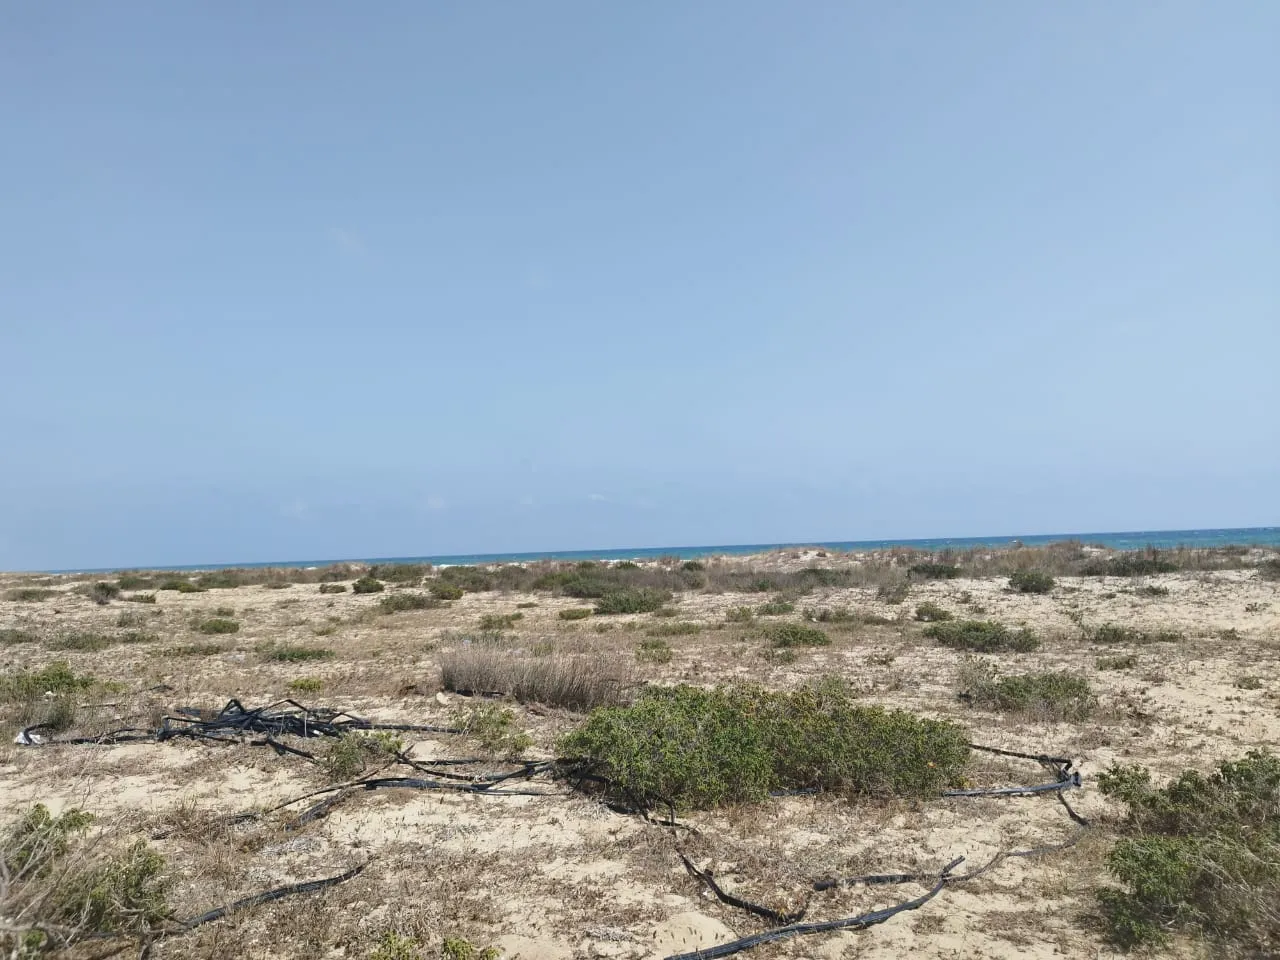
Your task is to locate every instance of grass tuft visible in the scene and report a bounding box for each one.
[195,617,239,635]
[440,648,626,711]
[593,588,670,615]
[958,659,1095,719]
[914,601,953,622]
[377,593,442,614]
[1008,571,1055,594]
[924,619,1039,652]
[760,622,831,648]
[558,607,593,621]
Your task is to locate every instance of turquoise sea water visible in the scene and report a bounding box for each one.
[72,526,1280,574]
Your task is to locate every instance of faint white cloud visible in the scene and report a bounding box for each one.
[281,499,308,520]
[587,493,608,502]
[325,226,367,258]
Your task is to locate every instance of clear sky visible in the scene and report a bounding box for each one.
[1,3,1276,570]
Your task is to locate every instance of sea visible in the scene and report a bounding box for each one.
[80,526,1280,574]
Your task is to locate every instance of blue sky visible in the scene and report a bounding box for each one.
[1,3,1276,570]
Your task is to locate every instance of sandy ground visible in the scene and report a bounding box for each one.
[1,555,1278,959]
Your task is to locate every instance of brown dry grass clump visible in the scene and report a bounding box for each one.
[439,649,630,711]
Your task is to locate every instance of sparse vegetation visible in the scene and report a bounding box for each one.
[428,581,465,601]
[909,562,960,580]
[319,583,348,594]
[453,704,533,758]
[124,592,157,603]
[352,576,385,594]
[958,660,1095,719]
[924,619,1039,652]
[644,621,700,637]
[89,581,121,605]
[1084,550,1180,577]
[1096,751,1280,953]
[478,612,523,630]
[260,644,335,663]
[158,578,205,593]
[559,679,969,809]
[759,622,831,648]
[1089,623,1182,645]
[1008,571,1055,594]
[636,637,674,664]
[1096,654,1138,671]
[558,607,592,621]
[1258,558,1280,581]
[165,642,227,657]
[1134,584,1170,597]
[196,617,240,635]
[876,582,910,604]
[323,731,404,780]
[287,677,325,693]
[4,588,57,602]
[914,601,953,622]
[724,606,755,624]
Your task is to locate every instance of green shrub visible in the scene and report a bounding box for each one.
[516,601,537,609]
[114,608,148,627]
[636,637,674,664]
[158,578,205,593]
[1096,654,1138,670]
[594,588,670,615]
[370,932,424,960]
[47,632,112,651]
[288,677,325,693]
[0,628,38,645]
[1234,675,1264,690]
[116,574,155,590]
[165,642,226,656]
[196,617,239,635]
[1096,751,1280,952]
[370,563,432,584]
[1257,558,1280,581]
[1084,551,1180,577]
[352,576,384,594]
[756,599,795,616]
[958,660,1095,719]
[804,606,858,624]
[323,731,403,780]
[428,581,465,601]
[479,612,522,630]
[1089,623,1181,645]
[442,936,499,960]
[260,644,334,663]
[924,619,1039,652]
[559,680,969,809]
[1134,584,1171,597]
[760,622,831,648]
[453,704,532,758]
[914,602,952,622]
[377,593,441,614]
[124,592,157,603]
[558,607,592,621]
[645,621,700,637]
[681,560,706,572]
[0,662,95,702]
[438,566,497,592]
[318,583,348,594]
[909,562,960,580]
[1008,571,1055,594]
[724,606,755,624]
[614,561,639,570]
[89,582,121,605]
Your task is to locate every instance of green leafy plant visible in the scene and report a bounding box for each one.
[89,582,121,605]
[478,612,523,630]
[124,592,157,603]
[908,562,960,580]
[593,588,670,615]
[318,583,348,594]
[924,619,1039,652]
[378,592,442,614]
[1008,571,1055,594]
[760,622,831,648]
[453,704,533,757]
[876,582,910,604]
[1089,623,1182,645]
[428,581,465,601]
[352,576,385,594]
[756,599,795,616]
[260,644,335,663]
[1096,751,1280,952]
[636,637,674,664]
[196,617,239,635]
[724,606,755,624]
[958,659,1095,719]
[288,677,324,693]
[914,602,952,622]
[559,680,969,809]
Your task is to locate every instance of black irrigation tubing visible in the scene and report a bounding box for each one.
[668,857,965,960]
[175,861,371,931]
[679,852,806,926]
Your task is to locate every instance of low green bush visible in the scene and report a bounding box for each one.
[318,583,348,594]
[158,578,205,593]
[377,593,441,614]
[681,560,706,572]
[593,588,670,615]
[428,582,465,601]
[724,606,755,624]
[756,599,795,616]
[1259,558,1280,581]
[645,621,700,637]
[196,618,239,635]
[1096,751,1280,952]
[438,566,497,592]
[760,622,831,648]
[351,576,385,594]
[1134,584,1170,597]
[369,563,432,584]
[479,612,523,630]
[260,644,334,663]
[452,704,532,758]
[559,679,969,809]
[4,588,57,602]
[958,660,1095,719]
[909,562,960,580]
[876,582,910,605]
[0,628,38,645]
[0,662,95,702]
[1096,654,1138,670]
[636,637,674,664]
[89,582,121,605]
[1008,571,1055,594]
[558,607,592,621]
[914,602,952,622]
[1089,623,1182,645]
[124,592,157,603]
[924,619,1039,652]
[115,574,155,590]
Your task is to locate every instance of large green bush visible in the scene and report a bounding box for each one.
[1097,751,1280,952]
[559,680,969,809]
[593,588,670,615]
[1008,571,1055,594]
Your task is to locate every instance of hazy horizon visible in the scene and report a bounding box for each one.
[3,4,1276,571]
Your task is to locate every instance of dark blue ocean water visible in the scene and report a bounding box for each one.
[80,526,1280,573]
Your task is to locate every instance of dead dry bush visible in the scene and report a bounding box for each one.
[439,649,630,711]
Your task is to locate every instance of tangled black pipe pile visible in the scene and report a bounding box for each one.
[15,698,1091,959]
